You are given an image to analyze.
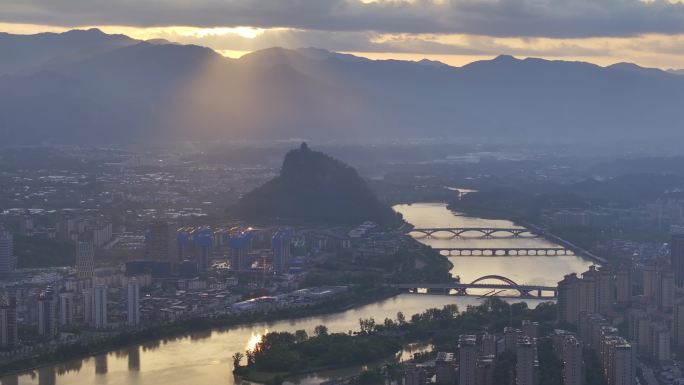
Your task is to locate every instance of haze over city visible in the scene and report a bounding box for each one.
[2,1,684,385]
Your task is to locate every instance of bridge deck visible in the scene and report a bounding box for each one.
[433,247,573,256]
[408,227,539,237]
[391,283,556,291]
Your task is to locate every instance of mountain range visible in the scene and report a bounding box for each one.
[1,28,684,144]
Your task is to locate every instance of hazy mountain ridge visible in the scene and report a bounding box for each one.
[1,29,684,144]
[0,28,136,76]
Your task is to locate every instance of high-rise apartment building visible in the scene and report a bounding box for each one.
[458,335,477,385]
[504,327,522,352]
[0,225,16,276]
[82,288,93,324]
[671,226,684,287]
[615,267,631,304]
[516,336,538,385]
[0,297,18,348]
[597,266,615,313]
[611,342,635,385]
[651,324,670,361]
[272,228,293,274]
[58,291,75,326]
[522,320,539,339]
[659,270,674,311]
[643,261,658,300]
[435,352,456,385]
[93,285,108,329]
[404,365,426,385]
[580,266,599,314]
[558,273,581,325]
[229,231,253,271]
[19,210,34,235]
[560,335,584,385]
[481,332,497,356]
[127,278,140,326]
[674,298,684,347]
[476,355,495,385]
[76,241,95,279]
[37,289,57,336]
[195,228,213,271]
[145,222,178,266]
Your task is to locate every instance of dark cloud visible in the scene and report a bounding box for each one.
[2,0,684,38]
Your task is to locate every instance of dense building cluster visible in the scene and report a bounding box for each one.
[0,215,409,367]
[403,323,539,385]
[552,227,684,385]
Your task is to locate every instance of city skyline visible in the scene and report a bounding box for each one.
[2,1,684,384]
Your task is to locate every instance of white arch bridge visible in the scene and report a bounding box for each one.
[391,275,557,299]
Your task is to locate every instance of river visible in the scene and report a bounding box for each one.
[395,203,594,287]
[2,203,595,385]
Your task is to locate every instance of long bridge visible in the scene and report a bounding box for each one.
[433,247,574,256]
[391,275,557,299]
[408,227,538,238]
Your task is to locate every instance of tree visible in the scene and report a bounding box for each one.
[314,325,329,337]
[443,304,459,317]
[294,329,308,343]
[232,352,244,369]
[246,350,255,366]
[396,311,406,325]
[359,318,376,334]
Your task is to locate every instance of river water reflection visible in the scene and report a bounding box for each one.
[394,203,594,286]
[3,203,594,385]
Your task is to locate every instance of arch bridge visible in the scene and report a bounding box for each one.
[391,275,557,298]
[408,227,538,238]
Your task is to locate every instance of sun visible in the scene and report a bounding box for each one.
[188,27,264,39]
[245,330,265,352]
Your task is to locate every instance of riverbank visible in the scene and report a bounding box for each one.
[237,351,399,384]
[236,339,403,384]
[0,286,399,377]
[235,298,557,385]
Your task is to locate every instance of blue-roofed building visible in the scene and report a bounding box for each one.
[229,231,253,271]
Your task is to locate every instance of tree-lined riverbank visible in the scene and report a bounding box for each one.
[235,298,557,384]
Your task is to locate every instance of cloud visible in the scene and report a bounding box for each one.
[2,0,684,38]
[155,28,487,55]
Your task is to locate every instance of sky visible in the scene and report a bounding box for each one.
[2,0,684,69]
